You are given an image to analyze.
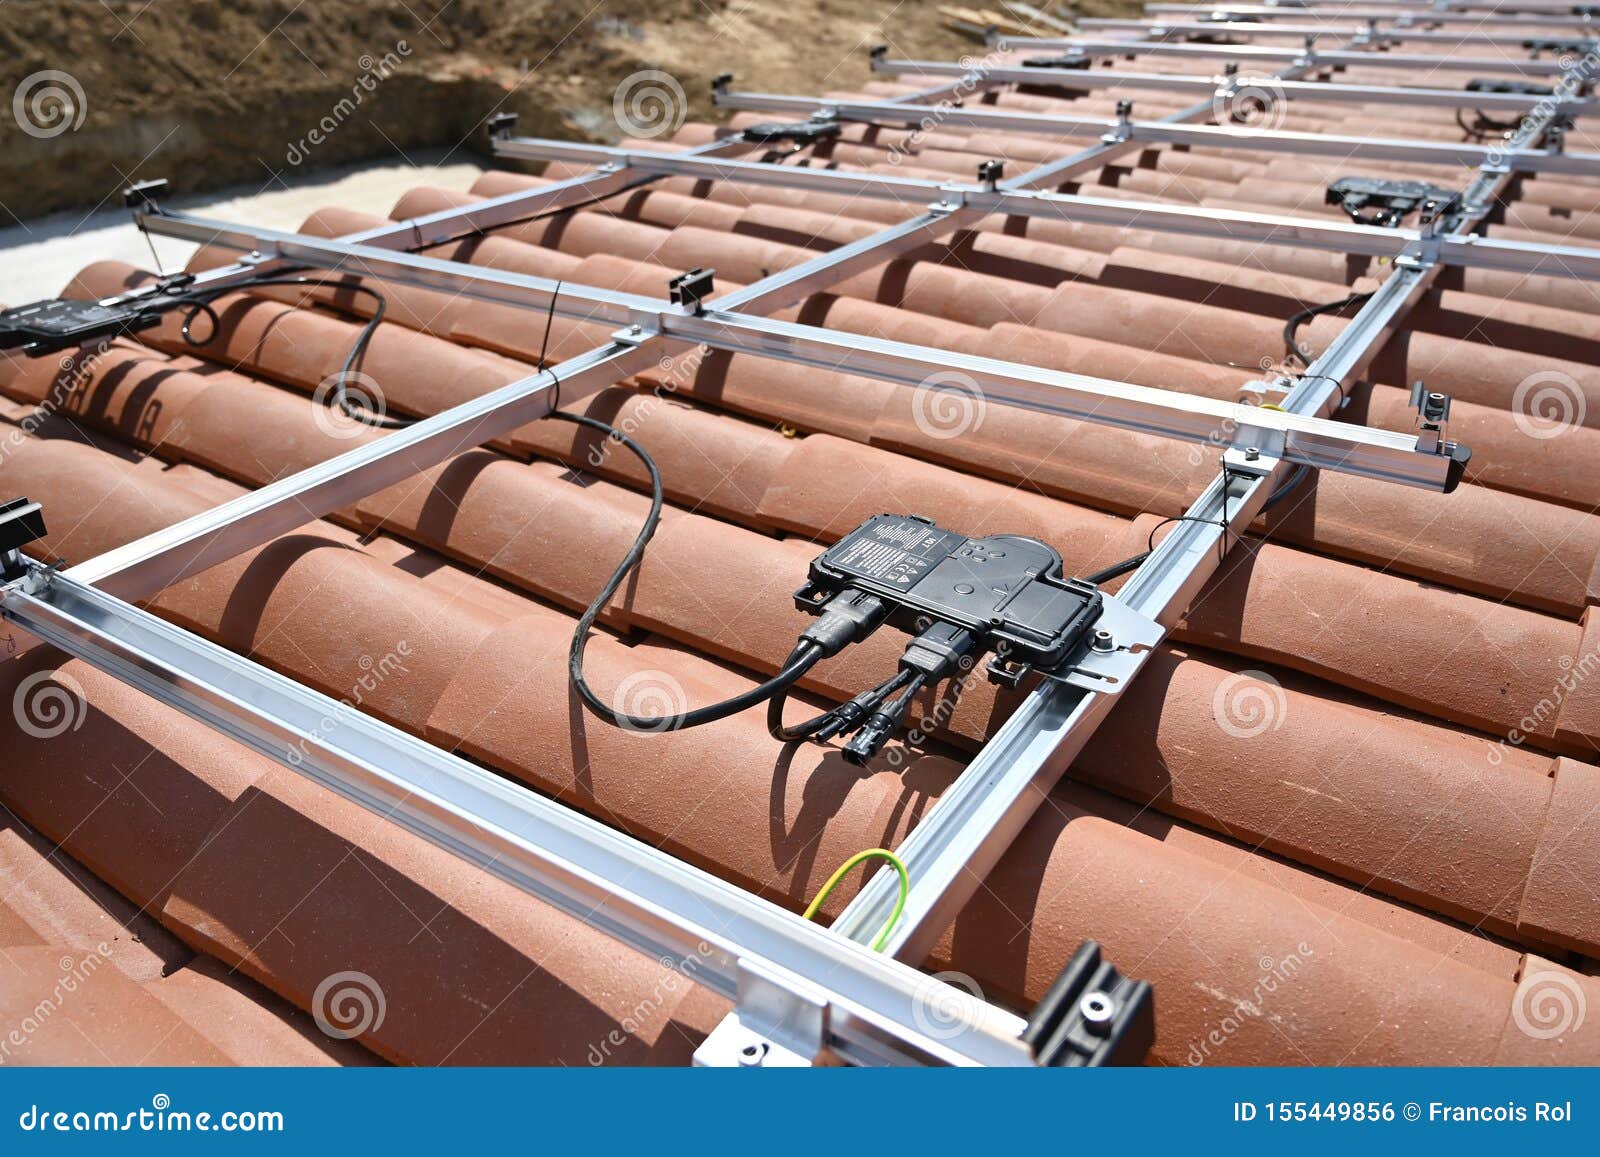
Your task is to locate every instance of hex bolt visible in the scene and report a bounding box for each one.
[738,1041,769,1067]
[1091,628,1115,653]
[1244,447,1260,461]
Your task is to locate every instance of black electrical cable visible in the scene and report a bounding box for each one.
[1455,108,1520,140]
[1282,290,1373,367]
[1262,462,1311,511]
[768,667,914,743]
[169,274,401,428]
[1082,551,1150,586]
[550,406,830,731]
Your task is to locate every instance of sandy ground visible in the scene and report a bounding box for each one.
[0,151,485,304]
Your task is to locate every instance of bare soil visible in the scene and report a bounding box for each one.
[0,0,987,219]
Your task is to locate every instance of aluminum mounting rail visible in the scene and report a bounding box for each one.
[706,88,1600,175]
[1081,17,1599,45]
[989,35,1574,74]
[133,208,1463,491]
[0,565,1032,1068]
[829,68,1555,965]
[490,137,1600,278]
[871,53,1600,112]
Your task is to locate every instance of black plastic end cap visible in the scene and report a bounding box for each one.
[1443,443,1472,494]
[0,497,47,559]
[122,179,169,211]
[711,72,733,94]
[1023,940,1155,1067]
[869,45,889,63]
[485,112,518,139]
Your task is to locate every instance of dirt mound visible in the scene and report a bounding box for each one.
[0,0,974,218]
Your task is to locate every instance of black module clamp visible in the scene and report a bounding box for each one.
[1024,941,1156,1066]
[0,498,47,583]
[668,268,716,314]
[1325,177,1461,228]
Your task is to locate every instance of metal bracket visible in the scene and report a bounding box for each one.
[693,959,836,1067]
[1044,593,1163,693]
[1101,100,1135,144]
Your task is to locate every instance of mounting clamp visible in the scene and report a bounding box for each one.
[1023,941,1155,1066]
[0,499,47,583]
[122,179,169,213]
[669,268,716,315]
[693,959,836,1067]
[1102,100,1135,145]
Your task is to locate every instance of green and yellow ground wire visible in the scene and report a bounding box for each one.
[804,848,910,952]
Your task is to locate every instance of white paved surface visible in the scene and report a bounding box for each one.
[0,152,486,304]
